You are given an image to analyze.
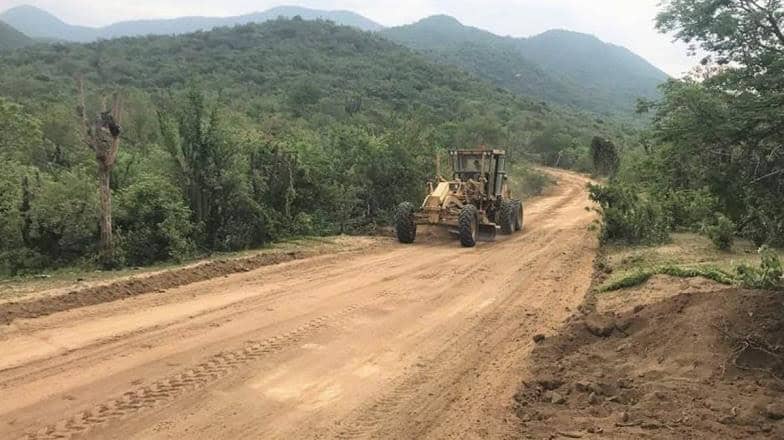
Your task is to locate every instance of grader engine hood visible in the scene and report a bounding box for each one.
[421,182,460,224]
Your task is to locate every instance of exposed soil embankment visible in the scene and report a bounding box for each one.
[0,249,325,326]
[516,281,784,439]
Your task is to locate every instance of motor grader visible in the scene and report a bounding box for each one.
[395,149,524,247]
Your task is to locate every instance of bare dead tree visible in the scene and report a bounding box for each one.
[76,76,122,267]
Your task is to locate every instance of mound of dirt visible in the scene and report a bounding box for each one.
[0,250,314,326]
[515,286,784,439]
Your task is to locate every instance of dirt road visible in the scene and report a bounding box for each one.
[0,169,597,440]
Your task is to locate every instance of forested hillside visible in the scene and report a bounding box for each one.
[0,18,632,274]
[0,21,33,50]
[382,16,669,115]
[0,5,382,42]
[0,6,670,116]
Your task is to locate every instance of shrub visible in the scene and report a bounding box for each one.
[661,188,718,230]
[0,248,49,276]
[115,176,195,266]
[589,183,670,244]
[24,167,99,264]
[736,246,783,290]
[703,213,735,250]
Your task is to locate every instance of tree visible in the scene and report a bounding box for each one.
[657,0,784,69]
[76,77,122,267]
[650,0,784,245]
[590,136,620,177]
[159,89,264,250]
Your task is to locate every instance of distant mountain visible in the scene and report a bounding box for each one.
[381,16,668,115]
[517,29,670,112]
[0,5,95,41]
[0,5,383,42]
[0,20,33,50]
[0,6,668,115]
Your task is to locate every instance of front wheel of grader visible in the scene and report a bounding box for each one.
[395,202,417,244]
[458,204,479,247]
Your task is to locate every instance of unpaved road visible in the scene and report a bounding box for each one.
[0,169,597,440]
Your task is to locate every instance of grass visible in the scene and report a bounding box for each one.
[597,232,784,292]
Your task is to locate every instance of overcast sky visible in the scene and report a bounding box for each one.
[0,0,697,76]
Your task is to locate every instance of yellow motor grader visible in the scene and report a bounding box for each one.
[395,149,524,247]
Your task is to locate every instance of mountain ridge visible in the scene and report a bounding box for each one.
[0,5,668,115]
[0,20,33,50]
[0,4,384,42]
[381,16,668,115]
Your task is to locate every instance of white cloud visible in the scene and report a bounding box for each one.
[0,0,697,75]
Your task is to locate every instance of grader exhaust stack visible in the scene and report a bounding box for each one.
[395,149,524,247]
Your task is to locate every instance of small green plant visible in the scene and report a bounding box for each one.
[703,213,735,250]
[736,246,783,290]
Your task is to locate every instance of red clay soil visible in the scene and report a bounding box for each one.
[515,284,784,439]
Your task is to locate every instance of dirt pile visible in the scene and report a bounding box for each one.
[516,284,784,439]
[0,250,314,326]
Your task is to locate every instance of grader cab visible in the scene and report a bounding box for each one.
[395,149,524,247]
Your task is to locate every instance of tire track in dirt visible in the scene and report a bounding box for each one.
[0,245,448,382]
[21,293,395,440]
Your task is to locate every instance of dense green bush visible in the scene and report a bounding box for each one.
[589,183,669,244]
[115,176,195,266]
[703,213,735,251]
[660,188,717,231]
[23,167,99,264]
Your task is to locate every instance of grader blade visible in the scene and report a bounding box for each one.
[478,223,497,242]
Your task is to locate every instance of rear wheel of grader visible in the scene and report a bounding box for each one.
[395,202,417,244]
[498,200,515,234]
[459,204,479,247]
[514,200,524,231]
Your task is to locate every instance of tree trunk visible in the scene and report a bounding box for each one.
[98,164,113,266]
[75,79,122,269]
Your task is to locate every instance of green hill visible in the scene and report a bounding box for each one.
[0,17,627,150]
[0,21,33,50]
[517,30,670,113]
[381,16,669,116]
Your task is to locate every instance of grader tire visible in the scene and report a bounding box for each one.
[395,202,417,244]
[514,200,524,231]
[459,204,479,248]
[498,201,515,235]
